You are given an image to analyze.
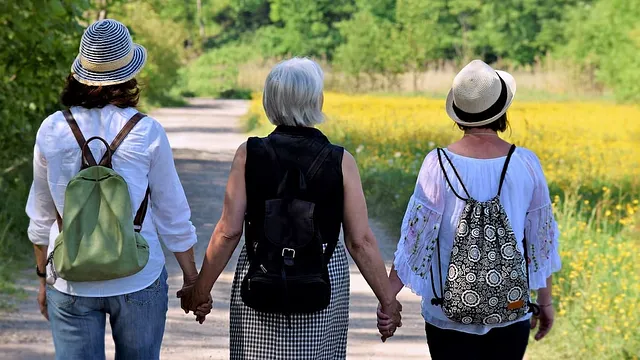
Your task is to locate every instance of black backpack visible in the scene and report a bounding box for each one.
[241,138,335,316]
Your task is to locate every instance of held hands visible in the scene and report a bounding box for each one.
[177,274,213,324]
[377,300,403,342]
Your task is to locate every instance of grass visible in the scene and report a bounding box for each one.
[245,93,640,359]
[237,57,611,103]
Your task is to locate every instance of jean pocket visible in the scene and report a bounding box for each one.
[46,286,76,309]
[125,276,164,306]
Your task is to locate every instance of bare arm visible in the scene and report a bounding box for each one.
[33,244,48,279]
[174,247,198,283]
[193,143,248,299]
[387,264,406,297]
[341,151,395,308]
[537,276,553,305]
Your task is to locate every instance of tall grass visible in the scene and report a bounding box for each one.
[245,93,640,359]
[237,57,609,101]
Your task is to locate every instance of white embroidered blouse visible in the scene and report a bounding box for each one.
[394,147,561,335]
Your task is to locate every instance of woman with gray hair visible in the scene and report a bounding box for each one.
[179,57,402,359]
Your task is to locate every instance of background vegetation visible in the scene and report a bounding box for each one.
[1,0,639,357]
[245,94,640,359]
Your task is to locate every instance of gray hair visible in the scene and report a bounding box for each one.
[263,57,325,127]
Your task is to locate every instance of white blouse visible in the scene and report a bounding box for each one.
[394,147,561,335]
[26,105,197,297]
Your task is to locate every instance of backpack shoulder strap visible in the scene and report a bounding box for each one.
[63,109,97,167]
[261,137,282,175]
[99,112,147,166]
[305,144,332,180]
[497,145,517,196]
[133,187,150,232]
[436,148,470,200]
[108,112,149,232]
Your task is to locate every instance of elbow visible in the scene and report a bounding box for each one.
[346,231,375,255]
[214,224,243,244]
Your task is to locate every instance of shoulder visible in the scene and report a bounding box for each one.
[514,146,543,170]
[341,149,356,169]
[133,111,164,135]
[419,149,445,177]
[35,110,67,150]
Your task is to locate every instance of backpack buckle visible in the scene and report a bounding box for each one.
[282,248,295,266]
[133,225,142,231]
[282,248,296,258]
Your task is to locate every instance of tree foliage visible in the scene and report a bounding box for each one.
[0,0,90,255]
[562,0,640,102]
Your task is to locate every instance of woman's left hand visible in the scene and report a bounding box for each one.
[377,300,402,342]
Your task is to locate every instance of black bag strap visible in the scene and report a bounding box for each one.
[262,137,282,174]
[497,144,517,196]
[306,144,332,180]
[436,148,471,201]
[430,235,445,306]
[134,187,151,232]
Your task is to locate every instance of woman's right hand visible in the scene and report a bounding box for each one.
[531,303,554,340]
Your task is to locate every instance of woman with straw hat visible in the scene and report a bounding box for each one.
[378,60,561,359]
[26,19,210,359]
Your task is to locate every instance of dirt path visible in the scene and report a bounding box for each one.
[0,99,427,359]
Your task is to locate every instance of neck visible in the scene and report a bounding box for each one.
[464,130,499,136]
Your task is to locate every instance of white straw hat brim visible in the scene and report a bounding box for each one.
[71,44,147,86]
[445,70,517,127]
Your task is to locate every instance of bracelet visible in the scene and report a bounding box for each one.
[36,265,47,278]
[539,303,553,308]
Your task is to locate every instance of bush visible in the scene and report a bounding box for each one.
[0,1,88,266]
[177,44,257,98]
[108,1,190,108]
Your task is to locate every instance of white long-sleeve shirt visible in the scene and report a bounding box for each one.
[26,105,197,297]
[394,147,561,335]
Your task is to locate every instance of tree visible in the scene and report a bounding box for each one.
[334,9,407,90]
[396,0,441,91]
[561,0,640,102]
[265,0,356,58]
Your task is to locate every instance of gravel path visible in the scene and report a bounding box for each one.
[0,99,427,359]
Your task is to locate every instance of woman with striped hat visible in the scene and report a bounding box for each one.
[26,19,211,359]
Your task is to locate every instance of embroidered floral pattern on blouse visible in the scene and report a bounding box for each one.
[398,196,442,282]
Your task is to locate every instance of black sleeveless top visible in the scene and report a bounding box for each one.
[245,126,344,255]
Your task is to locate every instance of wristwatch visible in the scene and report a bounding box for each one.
[36,265,46,278]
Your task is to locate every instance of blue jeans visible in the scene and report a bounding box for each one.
[47,268,169,360]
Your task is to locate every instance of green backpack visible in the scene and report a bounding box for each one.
[47,110,150,283]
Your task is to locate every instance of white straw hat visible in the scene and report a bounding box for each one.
[71,19,147,86]
[445,60,516,127]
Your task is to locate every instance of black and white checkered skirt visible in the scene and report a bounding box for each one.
[230,242,350,360]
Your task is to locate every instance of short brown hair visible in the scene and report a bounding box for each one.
[458,113,509,132]
[60,74,140,109]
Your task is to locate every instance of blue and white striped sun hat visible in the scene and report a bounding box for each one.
[71,19,147,86]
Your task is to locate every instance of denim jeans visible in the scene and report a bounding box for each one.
[47,267,169,360]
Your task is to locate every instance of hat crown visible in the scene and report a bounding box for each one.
[79,19,133,65]
[451,60,502,114]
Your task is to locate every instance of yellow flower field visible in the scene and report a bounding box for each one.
[246,93,640,359]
